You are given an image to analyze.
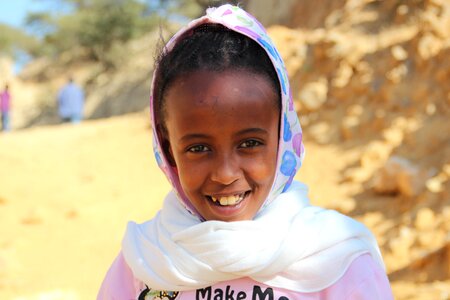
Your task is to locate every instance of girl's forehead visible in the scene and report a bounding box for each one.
[164,70,279,126]
[172,69,277,99]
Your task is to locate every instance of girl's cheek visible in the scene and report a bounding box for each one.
[178,160,210,187]
[244,156,277,182]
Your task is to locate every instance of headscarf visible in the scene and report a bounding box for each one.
[122,4,384,293]
[150,4,305,217]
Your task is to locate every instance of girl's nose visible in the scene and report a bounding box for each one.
[210,154,241,185]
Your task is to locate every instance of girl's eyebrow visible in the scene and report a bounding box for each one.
[180,128,268,142]
[180,133,210,143]
[235,128,268,136]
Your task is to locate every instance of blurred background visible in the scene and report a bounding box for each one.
[0,0,449,299]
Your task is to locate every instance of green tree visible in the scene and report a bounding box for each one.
[23,0,248,67]
[26,0,160,68]
[0,23,39,58]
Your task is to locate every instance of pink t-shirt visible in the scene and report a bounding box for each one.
[98,253,393,299]
[0,91,10,112]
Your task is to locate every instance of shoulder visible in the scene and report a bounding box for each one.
[322,253,394,299]
[97,252,143,300]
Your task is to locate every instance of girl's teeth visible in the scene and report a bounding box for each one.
[228,196,238,205]
[211,194,244,206]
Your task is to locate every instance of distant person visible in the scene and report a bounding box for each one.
[57,77,85,123]
[0,84,11,132]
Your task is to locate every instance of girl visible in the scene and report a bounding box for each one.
[98,4,393,299]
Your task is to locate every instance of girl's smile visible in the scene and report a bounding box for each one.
[163,69,280,221]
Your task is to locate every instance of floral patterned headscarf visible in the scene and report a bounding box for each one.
[150,4,305,218]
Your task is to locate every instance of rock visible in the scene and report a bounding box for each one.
[391,45,408,61]
[362,212,384,228]
[372,156,426,197]
[355,61,373,84]
[341,103,365,140]
[417,33,443,60]
[394,4,409,23]
[426,172,448,193]
[343,167,372,183]
[389,226,416,263]
[415,207,436,231]
[421,5,450,38]
[308,121,331,144]
[426,103,437,115]
[397,4,409,16]
[340,115,360,140]
[267,26,307,76]
[444,164,450,176]
[347,104,363,116]
[386,63,408,83]
[332,61,353,87]
[360,141,392,169]
[383,127,404,147]
[333,198,356,214]
[323,31,354,60]
[247,0,298,27]
[417,230,446,250]
[298,78,328,111]
[443,206,450,231]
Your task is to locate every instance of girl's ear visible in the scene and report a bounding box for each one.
[157,124,176,167]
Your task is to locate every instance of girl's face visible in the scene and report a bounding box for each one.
[163,69,280,222]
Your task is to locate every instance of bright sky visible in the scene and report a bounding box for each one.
[0,0,55,29]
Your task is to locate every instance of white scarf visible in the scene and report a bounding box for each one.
[122,181,384,293]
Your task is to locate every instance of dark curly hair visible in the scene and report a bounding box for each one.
[153,23,281,131]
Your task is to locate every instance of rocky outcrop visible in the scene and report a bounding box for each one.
[265,1,449,298]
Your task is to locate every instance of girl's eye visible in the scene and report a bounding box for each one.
[239,139,262,148]
[187,145,210,153]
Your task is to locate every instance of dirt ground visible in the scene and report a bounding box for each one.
[0,113,169,299]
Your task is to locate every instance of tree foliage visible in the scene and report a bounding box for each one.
[25,0,160,68]
[19,0,249,68]
[0,23,38,58]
